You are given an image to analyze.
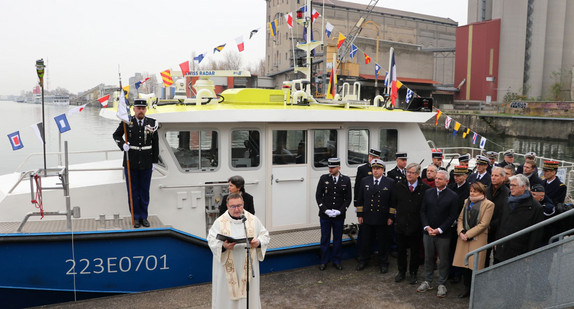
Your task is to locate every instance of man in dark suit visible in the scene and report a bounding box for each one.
[113,99,159,228]
[468,155,491,186]
[387,152,408,184]
[485,166,510,267]
[417,170,458,298]
[523,159,542,189]
[516,151,537,175]
[447,165,470,283]
[354,148,381,206]
[356,159,394,274]
[392,163,429,284]
[315,158,352,271]
[542,160,567,205]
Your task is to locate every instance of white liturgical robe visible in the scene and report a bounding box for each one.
[207,211,270,309]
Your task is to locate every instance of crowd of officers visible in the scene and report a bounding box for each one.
[315,148,570,299]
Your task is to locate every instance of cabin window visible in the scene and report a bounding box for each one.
[165,130,218,171]
[272,130,306,165]
[231,130,260,168]
[347,129,369,165]
[380,129,398,162]
[313,129,337,168]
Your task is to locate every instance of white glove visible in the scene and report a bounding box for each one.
[332,210,341,216]
[122,143,130,152]
[325,209,334,217]
[152,163,157,171]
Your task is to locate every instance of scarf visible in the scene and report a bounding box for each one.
[463,194,484,231]
[508,191,531,212]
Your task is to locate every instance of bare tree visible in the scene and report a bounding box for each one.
[219,50,242,70]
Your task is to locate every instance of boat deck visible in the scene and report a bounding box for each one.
[0,216,354,250]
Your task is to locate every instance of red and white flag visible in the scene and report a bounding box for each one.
[179,61,190,77]
[445,116,452,130]
[235,36,244,52]
[67,103,87,116]
[97,95,110,107]
[388,47,398,107]
[312,9,320,22]
[285,13,293,29]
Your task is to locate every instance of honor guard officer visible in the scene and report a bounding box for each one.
[486,151,498,174]
[315,158,352,271]
[468,155,491,186]
[354,148,381,206]
[387,152,408,183]
[113,99,159,228]
[422,151,446,180]
[356,159,395,274]
[449,154,470,184]
[542,160,567,205]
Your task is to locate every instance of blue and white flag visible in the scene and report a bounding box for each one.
[7,131,23,151]
[479,137,487,149]
[472,132,478,144]
[325,22,334,38]
[350,44,358,59]
[383,72,389,87]
[406,89,413,103]
[375,63,381,77]
[54,113,71,133]
[117,89,130,123]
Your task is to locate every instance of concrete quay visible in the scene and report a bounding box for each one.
[37,257,468,309]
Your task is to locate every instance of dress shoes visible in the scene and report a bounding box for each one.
[355,263,366,271]
[134,220,141,228]
[380,265,388,274]
[409,272,418,285]
[141,219,150,227]
[319,264,327,271]
[458,289,470,298]
[334,263,343,270]
[394,272,406,282]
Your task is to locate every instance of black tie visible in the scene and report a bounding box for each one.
[333,176,336,184]
[374,179,379,186]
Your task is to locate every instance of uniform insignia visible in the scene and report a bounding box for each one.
[368,172,372,175]
[383,187,389,190]
[325,181,329,184]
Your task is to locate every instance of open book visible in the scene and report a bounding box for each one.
[216,234,254,244]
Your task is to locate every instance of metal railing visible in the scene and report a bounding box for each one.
[14,149,120,171]
[464,208,574,308]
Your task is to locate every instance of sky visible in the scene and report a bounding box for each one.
[0,0,467,97]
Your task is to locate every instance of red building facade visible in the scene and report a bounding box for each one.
[455,19,501,102]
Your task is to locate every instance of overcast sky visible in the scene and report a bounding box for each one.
[0,0,466,96]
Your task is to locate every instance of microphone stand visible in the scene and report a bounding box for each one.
[241,214,255,309]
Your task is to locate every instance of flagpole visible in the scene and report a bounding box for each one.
[119,67,136,227]
[36,59,47,176]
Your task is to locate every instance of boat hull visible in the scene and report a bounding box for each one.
[0,228,355,308]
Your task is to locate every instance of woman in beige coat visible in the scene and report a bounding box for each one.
[452,182,494,298]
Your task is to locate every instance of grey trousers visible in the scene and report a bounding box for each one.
[423,233,451,285]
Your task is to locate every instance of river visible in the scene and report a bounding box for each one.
[1,100,572,175]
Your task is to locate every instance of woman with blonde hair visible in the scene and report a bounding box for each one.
[452,182,494,298]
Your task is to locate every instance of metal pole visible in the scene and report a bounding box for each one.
[375,32,379,96]
[41,83,47,176]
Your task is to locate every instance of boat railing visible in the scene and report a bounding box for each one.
[14,149,121,172]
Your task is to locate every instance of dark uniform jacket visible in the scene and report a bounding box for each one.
[392,179,430,236]
[356,176,394,225]
[447,181,470,215]
[219,192,255,216]
[495,160,513,168]
[468,172,492,187]
[315,173,352,220]
[486,184,510,240]
[420,187,459,238]
[113,116,159,170]
[543,177,567,205]
[495,193,544,262]
[354,163,372,206]
[387,166,407,184]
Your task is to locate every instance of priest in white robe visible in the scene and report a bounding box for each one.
[208,192,270,309]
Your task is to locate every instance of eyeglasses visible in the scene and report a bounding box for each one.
[229,204,244,209]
